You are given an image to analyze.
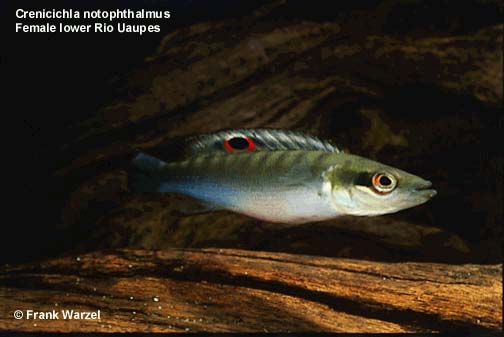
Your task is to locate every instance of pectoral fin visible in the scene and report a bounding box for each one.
[278,154,319,188]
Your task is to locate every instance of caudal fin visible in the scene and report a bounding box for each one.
[128,152,167,192]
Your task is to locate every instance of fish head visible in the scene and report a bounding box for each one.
[326,154,437,216]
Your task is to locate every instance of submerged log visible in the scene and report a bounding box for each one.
[0,249,501,333]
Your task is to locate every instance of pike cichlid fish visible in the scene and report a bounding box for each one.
[129,129,436,224]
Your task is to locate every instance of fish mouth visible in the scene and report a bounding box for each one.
[411,180,437,198]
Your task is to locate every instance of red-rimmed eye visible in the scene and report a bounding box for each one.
[371,172,397,194]
[224,136,256,152]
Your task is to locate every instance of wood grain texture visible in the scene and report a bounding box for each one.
[1,249,501,333]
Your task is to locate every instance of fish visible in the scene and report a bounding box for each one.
[128,129,436,224]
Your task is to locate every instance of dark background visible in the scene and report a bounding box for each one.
[3,0,503,265]
[5,0,261,263]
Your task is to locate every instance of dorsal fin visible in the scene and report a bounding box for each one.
[186,129,340,154]
[138,129,340,163]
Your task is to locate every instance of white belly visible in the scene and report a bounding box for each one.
[167,177,341,224]
[229,187,341,224]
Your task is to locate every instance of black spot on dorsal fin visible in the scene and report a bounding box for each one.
[187,128,340,154]
[135,129,340,163]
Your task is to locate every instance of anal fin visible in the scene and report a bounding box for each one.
[173,198,224,216]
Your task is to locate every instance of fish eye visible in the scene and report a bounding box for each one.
[371,172,397,194]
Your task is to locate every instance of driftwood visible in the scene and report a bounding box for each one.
[0,249,501,333]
